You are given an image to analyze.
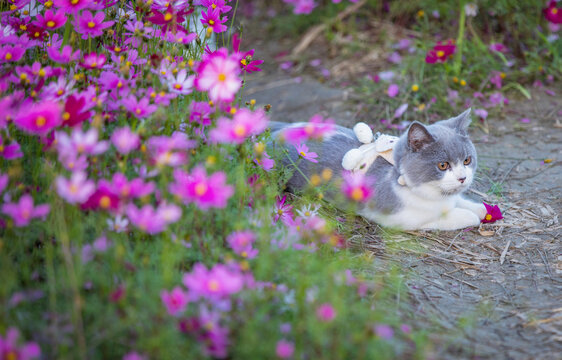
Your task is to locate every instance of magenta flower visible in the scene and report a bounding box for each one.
[53,0,94,13]
[99,70,129,93]
[0,327,41,360]
[273,195,294,226]
[0,136,23,160]
[14,101,61,136]
[60,94,91,128]
[201,0,232,13]
[387,83,399,97]
[482,202,503,223]
[111,126,140,154]
[232,33,263,73]
[200,7,228,33]
[280,114,335,145]
[341,171,374,203]
[227,230,259,259]
[75,11,114,39]
[56,172,96,204]
[126,203,181,234]
[544,1,562,24]
[167,69,194,95]
[425,40,456,64]
[488,42,508,53]
[2,195,50,227]
[284,0,317,14]
[316,303,336,322]
[80,52,107,69]
[81,183,120,212]
[0,173,8,194]
[146,132,196,167]
[210,108,268,144]
[374,324,394,340]
[169,166,234,210]
[189,101,213,126]
[195,49,241,103]
[0,45,25,64]
[294,143,318,163]
[276,340,295,359]
[56,128,109,156]
[161,287,190,316]
[110,173,155,199]
[182,263,244,301]
[33,9,67,30]
[121,95,158,118]
[254,151,275,172]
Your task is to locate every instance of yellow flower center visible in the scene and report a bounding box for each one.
[70,184,79,194]
[39,69,46,77]
[209,19,215,25]
[174,83,181,89]
[218,73,226,82]
[208,279,220,292]
[47,20,55,27]
[164,13,172,21]
[114,46,121,52]
[299,151,306,157]
[135,108,141,115]
[161,70,166,75]
[10,4,17,10]
[45,0,53,7]
[485,214,492,221]
[241,251,248,258]
[20,73,27,80]
[212,4,217,9]
[5,52,12,60]
[20,24,27,30]
[0,145,4,152]
[6,351,17,360]
[117,81,123,88]
[240,59,247,66]
[99,195,111,209]
[411,84,419,92]
[150,91,156,98]
[304,124,314,135]
[71,0,79,4]
[233,124,246,137]
[63,112,70,121]
[552,8,558,15]
[88,21,96,28]
[90,62,97,68]
[34,32,40,38]
[36,116,47,127]
[436,50,445,58]
[195,182,208,196]
[21,210,31,219]
[351,188,364,201]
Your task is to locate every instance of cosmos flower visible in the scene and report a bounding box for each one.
[81,183,120,212]
[182,263,244,301]
[284,0,317,14]
[273,195,294,226]
[80,52,107,69]
[60,94,91,127]
[146,132,196,167]
[341,171,374,202]
[56,128,109,156]
[294,143,318,163]
[316,303,336,322]
[200,7,228,33]
[53,0,94,13]
[111,126,140,154]
[169,166,234,210]
[2,195,50,227]
[195,49,241,103]
[14,101,61,136]
[0,136,23,160]
[126,203,181,234]
[55,172,96,204]
[227,230,259,259]
[254,151,275,172]
[481,202,503,223]
[121,95,158,118]
[210,108,268,144]
[387,83,399,97]
[0,328,41,360]
[279,114,335,145]
[374,324,394,340]
[425,40,456,64]
[276,340,295,359]
[167,69,194,95]
[0,45,26,64]
[544,1,562,24]
[75,11,115,39]
[33,9,67,30]
[161,287,190,316]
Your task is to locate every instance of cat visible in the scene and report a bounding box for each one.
[271,109,487,231]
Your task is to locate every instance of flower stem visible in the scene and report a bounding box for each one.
[453,3,466,76]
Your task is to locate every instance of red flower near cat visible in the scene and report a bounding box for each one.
[543,1,562,24]
[425,40,456,64]
[481,202,503,223]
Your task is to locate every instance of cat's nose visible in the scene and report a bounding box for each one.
[458,177,466,183]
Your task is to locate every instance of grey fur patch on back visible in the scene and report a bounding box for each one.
[363,157,402,214]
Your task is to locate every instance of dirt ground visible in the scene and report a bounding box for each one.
[242,22,562,360]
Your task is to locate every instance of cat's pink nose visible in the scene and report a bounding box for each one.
[458,177,466,183]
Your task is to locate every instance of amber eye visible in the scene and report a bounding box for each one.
[463,156,472,165]
[437,162,449,170]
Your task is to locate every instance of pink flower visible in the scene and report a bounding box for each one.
[210,108,268,144]
[544,1,562,24]
[425,40,456,64]
[169,166,234,210]
[55,172,96,204]
[273,195,294,226]
[75,11,114,39]
[167,69,194,95]
[122,351,146,360]
[195,49,241,103]
[227,230,259,259]
[2,195,50,227]
[81,183,120,212]
[276,340,295,358]
[53,0,94,13]
[0,327,41,360]
[488,42,508,53]
[146,132,196,167]
[61,94,91,127]
[121,95,158,118]
[294,143,318,163]
[110,173,155,199]
[14,101,61,136]
[316,303,336,322]
[387,83,399,97]
[182,263,244,301]
[0,173,8,194]
[482,202,503,223]
[111,126,140,154]
[56,128,109,156]
[200,7,228,33]
[0,136,23,160]
[254,151,275,172]
[474,108,488,121]
[374,324,394,340]
[126,203,181,234]
[284,0,317,14]
[33,9,67,30]
[201,0,232,13]
[279,114,335,145]
[341,171,374,202]
[0,45,26,64]
[161,287,190,316]
[80,52,107,69]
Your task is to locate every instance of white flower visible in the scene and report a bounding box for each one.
[107,215,129,233]
[296,204,320,218]
[464,3,478,17]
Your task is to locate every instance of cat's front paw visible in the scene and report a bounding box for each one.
[421,208,480,231]
[474,203,487,220]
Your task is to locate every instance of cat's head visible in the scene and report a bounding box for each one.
[394,109,477,199]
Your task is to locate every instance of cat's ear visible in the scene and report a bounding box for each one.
[407,122,434,152]
[443,108,472,135]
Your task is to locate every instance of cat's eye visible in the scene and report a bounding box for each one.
[463,156,472,165]
[437,162,449,170]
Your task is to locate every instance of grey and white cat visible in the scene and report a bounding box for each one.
[271,109,487,230]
